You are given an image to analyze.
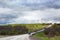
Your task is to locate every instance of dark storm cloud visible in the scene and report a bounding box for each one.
[0,0,60,10]
[0,0,60,24]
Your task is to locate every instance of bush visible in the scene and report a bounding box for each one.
[0,25,28,35]
[0,24,47,35]
[44,24,60,38]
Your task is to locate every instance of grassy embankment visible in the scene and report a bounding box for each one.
[33,24,60,40]
[0,24,48,35]
[33,32,60,40]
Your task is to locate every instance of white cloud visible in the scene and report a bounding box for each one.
[9,8,60,24]
[0,7,13,13]
[0,7,60,24]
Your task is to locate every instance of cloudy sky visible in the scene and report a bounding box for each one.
[0,0,60,24]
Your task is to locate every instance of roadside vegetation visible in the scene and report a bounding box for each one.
[0,24,48,35]
[0,23,60,40]
[33,24,60,40]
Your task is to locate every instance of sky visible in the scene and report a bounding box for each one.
[0,0,60,24]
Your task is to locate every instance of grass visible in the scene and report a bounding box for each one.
[25,24,47,32]
[39,36,60,40]
[11,24,48,32]
[0,24,48,35]
[33,32,60,40]
[32,24,60,40]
